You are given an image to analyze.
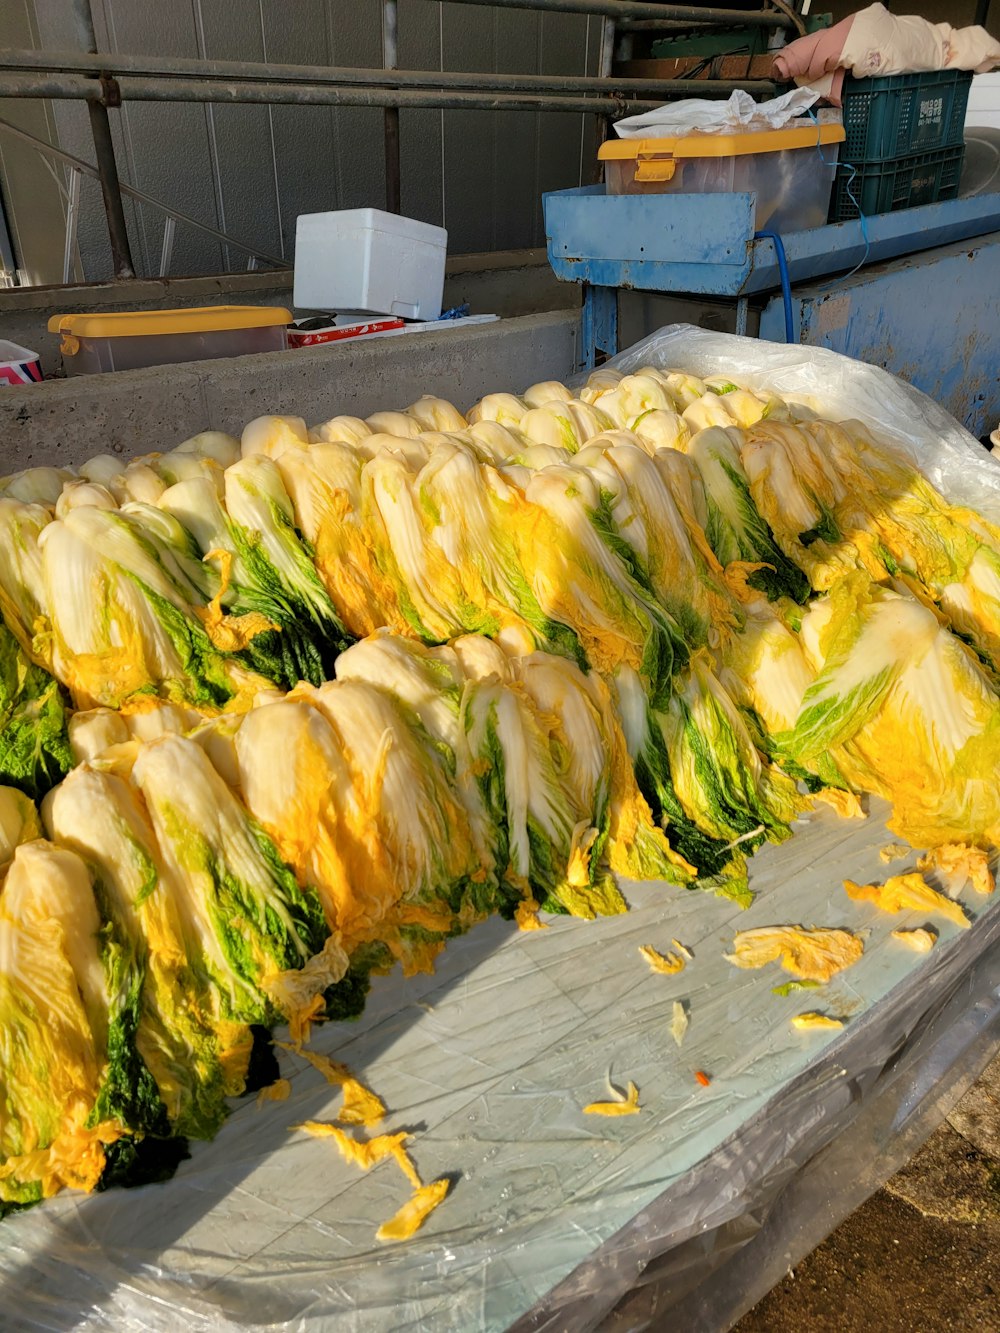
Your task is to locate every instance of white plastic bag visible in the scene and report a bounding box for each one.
[593,323,1000,521]
[613,88,820,139]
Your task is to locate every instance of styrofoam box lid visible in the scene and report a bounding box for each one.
[295,208,447,248]
[0,339,39,363]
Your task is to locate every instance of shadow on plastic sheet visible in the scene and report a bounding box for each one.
[1,913,520,1333]
[511,933,1000,1333]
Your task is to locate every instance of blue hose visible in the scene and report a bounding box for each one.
[754,228,794,343]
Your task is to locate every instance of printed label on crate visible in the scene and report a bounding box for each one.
[915,94,945,145]
[911,169,937,203]
[0,358,42,386]
[288,318,405,347]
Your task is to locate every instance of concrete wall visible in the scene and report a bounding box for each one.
[0,308,578,471]
[2,0,600,284]
[0,249,578,375]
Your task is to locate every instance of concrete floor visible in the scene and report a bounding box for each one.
[735,1052,1000,1332]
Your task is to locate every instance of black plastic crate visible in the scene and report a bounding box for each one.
[841,69,973,162]
[829,143,966,222]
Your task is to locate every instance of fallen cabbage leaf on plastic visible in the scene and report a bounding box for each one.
[639,944,686,975]
[256,1079,291,1106]
[292,1123,421,1189]
[293,1120,449,1241]
[583,1079,641,1117]
[790,1012,845,1032]
[843,873,970,929]
[811,788,866,820]
[376,1178,452,1242]
[879,843,911,865]
[917,844,994,896]
[279,1044,386,1126]
[726,925,864,982]
[891,927,937,952]
[771,979,821,997]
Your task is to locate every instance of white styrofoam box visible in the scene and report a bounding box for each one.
[966,72,1000,129]
[0,339,42,386]
[293,209,448,320]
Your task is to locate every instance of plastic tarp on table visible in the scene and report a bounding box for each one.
[2,327,1000,1332]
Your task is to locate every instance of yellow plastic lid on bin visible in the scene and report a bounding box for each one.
[598,124,845,182]
[48,305,292,342]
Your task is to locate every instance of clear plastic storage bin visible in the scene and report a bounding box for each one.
[599,123,845,232]
[48,306,292,375]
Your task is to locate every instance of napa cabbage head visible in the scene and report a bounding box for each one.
[55,480,118,518]
[291,678,489,968]
[687,427,810,604]
[0,844,115,1209]
[130,733,333,1027]
[0,498,51,653]
[522,380,573,408]
[223,454,351,676]
[404,396,468,432]
[1,467,72,507]
[276,442,407,640]
[241,415,310,461]
[38,505,243,712]
[0,619,73,800]
[44,763,246,1140]
[308,415,372,447]
[466,393,528,428]
[172,431,241,468]
[632,409,690,454]
[513,461,687,705]
[509,647,692,887]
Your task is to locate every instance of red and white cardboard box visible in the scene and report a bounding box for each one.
[288,318,405,347]
[0,339,42,386]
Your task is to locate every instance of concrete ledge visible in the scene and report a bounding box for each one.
[0,309,579,472]
[0,252,578,372]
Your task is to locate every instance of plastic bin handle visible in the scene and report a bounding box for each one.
[635,154,677,183]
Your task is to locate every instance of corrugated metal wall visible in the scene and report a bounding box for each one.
[21,0,599,281]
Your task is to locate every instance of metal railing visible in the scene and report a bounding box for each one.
[0,0,793,281]
[0,115,289,281]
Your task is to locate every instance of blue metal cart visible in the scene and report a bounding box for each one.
[543,185,1000,438]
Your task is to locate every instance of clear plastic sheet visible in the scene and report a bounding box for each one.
[3,329,1000,1332]
[594,322,1000,520]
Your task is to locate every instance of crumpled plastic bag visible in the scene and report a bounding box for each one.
[613,88,820,140]
[584,323,1000,523]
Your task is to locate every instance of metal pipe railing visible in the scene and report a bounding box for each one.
[69,0,134,278]
[0,115,288,269]
[431,0,794,23]
[0,48,776,99]
[382,0,401,214]
[0,71,781,113]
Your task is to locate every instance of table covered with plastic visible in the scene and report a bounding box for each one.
[3,329,999,1332]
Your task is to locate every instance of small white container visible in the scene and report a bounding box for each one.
[0,339,42,386]
[294,208,448,320]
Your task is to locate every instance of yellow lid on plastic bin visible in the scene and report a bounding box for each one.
[599,124,845,182]
[47,305,293,338]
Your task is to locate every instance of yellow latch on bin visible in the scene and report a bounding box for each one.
[634,155,677,183]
